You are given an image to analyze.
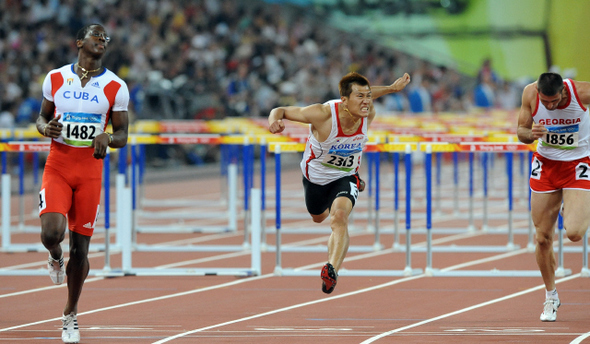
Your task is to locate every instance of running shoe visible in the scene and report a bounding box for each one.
[48,253,65,285]
[321,263,338,294]
[540,298,560,322]
[61,312,80,343]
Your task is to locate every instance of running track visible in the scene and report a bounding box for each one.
[1,158,590,343]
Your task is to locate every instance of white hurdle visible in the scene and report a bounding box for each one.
[109,187,261,277]
[271,142,423,277]
[420,143,583,277]
[130,135,240,234]
[1,141,112,254]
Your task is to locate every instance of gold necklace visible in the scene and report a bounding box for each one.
[344,107,359,123]
[75,63,101,79]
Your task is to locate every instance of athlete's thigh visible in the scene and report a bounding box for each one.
[330,175,360,208]
[562,189,590,232]
[68,178,102,237]
[530,190,562,235]
[330,196,353,217]
[302,177,332,215]
[39,166,73,217]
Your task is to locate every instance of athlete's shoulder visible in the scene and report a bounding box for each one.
[569,79,590,106]
[44,64,73,79]
[522,82,538,100]
[103,69,128,87]
[323,99,342,106]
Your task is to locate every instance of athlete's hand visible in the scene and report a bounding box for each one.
[91,132,110,160]
[531,123,547,140]
[390,73,411,92]
[269,119,285,134]
[44,114,63,138]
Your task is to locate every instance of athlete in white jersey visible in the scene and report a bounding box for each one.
[35,24,129,344]
[517,72,590,322]
[300,99,368,185]
[269,72,411,294]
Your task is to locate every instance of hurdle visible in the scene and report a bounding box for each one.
[263,141,389,252]
[1,137,44,234]
[388,134,531,235]
[105,184,262,277]
[269,142,423,277]
[0,141,118,276]
[116,135,252,254]
[360,139,532,253]
[404,142,533,253]
[420,143,578,277]
[129,134,239,235]
[0,136,262,277]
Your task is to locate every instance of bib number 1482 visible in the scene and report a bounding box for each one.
[65,123,97,140]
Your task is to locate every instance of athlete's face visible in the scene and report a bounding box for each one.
[344,84,372,117]
[538,89,563,111]
[77,25,109,55]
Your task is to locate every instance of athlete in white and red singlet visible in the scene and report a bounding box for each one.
[36,24,129,344]
[269,72,410,294]
[517,72,590,322]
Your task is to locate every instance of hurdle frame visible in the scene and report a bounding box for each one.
[269,142,423,277]
[421,143,581,277]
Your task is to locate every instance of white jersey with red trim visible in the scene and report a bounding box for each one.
[300,99,368,185]
[42,64,129,148]
[533,79,590,161]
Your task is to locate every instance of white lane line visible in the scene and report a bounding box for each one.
[151,274,428,343]
[359,273,582,344]
[570,332,590,344]
[149,249,561,344]
[0,273,276,333]
[0,231,496,334]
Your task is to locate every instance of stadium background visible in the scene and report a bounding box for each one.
[1,0,589,163]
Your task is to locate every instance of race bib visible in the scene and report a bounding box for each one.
[542,124,579,150]
[61,112,103,147]
[321,148,361,172]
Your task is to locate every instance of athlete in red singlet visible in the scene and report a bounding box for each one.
[517,72,590,322]
[268,72,410,294]
[36,24,129,343]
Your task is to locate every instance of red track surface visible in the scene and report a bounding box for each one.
[1,161,589,343]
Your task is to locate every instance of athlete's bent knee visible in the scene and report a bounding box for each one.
[535,232,553,248]
[567,231,583,242]
[330,209,348,227]
[40,225,65,248]
[311,213,328,223]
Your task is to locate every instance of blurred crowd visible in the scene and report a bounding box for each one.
[0,0,522,131]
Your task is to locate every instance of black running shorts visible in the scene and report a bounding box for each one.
[302,174,361,215]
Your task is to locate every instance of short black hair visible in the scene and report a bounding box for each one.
[537,72,564,96]
[339,72,370,98]
[75,24,103,41]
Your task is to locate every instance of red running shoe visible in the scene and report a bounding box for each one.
[321,263,338,294]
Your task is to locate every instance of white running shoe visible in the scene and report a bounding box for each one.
[540,298,561,322]
[62,312,80,343]
[48,253,65,285]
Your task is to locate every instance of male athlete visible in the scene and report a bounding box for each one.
[517,72,590,321]
[36,24,129,343]
[268,72,410,294]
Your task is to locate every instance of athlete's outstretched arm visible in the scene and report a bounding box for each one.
[371,73,411,100]
[268,104,329,134]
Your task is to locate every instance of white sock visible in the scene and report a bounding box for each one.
[546,288,558,300]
